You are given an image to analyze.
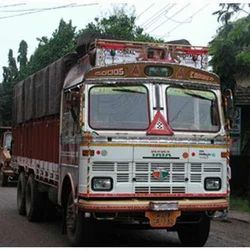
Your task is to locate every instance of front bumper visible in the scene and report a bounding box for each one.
[77,198,228,213]
[1,168,15,176]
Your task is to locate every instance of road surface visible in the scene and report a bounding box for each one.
[0,186,250,247]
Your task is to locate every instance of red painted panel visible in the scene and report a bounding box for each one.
[12,116,60,163]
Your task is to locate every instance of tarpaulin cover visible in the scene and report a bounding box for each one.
[13,80,24,124]
[13,55,73,124]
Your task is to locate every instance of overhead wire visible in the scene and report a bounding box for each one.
[136,3,155,20]
[0,3,99,20]
[0,3,26,8]
[147,3,190,34]
[143,3,176,31]
[0,3,75,12]
[164,3,210,37]
[164,15,192,24]
[140,3,170,28]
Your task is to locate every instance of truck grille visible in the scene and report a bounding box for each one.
[135,162,185,183]
[134,162,186,193]
[189,163,222,183]
[91,162,223,194]
[92,162,131,183]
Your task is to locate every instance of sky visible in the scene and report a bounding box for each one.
[0,0,249,79]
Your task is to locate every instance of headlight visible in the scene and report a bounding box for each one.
[92,177,113,191]
[204,177,221,191]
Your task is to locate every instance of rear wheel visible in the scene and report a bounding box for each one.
[44,195,58,221]
[66,192,94,246]
[17,172,27,215]
[177,212,210,247]
[25,174,46,222]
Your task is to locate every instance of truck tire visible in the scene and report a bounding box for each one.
[17,172,27,215]
[25,174,45,222]
[66,192,94,246]
[1,173,8,187]
[44,196,58,221]
[177,212,210,247]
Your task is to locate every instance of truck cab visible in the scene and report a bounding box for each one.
[0,127,14,186]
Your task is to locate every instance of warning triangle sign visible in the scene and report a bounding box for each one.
[147,111,174,135]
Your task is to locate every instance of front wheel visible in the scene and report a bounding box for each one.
[177,212,210,247]
[66,192,94,246]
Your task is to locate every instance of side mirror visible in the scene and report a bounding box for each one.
[223,89,234,129]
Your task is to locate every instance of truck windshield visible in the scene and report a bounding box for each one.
[166,87,220,132]
[89,85,150,130]
[4,132,12,150]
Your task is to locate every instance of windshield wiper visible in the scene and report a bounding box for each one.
[183,91,212,101]
[112,88,145,94]
[172,83,213,101]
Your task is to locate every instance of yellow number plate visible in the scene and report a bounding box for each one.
[145,211,181,228]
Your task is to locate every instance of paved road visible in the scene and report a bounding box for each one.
[0,186,250,247]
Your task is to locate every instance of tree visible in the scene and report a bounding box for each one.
[77,6,162,43]
[1,9,163,125]
[209,12,250,90]
[17,40,28,71]
[2,49,18,83]
[0,83,3,125]
[0,49,18,125]
[28,19,76,74]
[16,40,29,80]
[213,3,250,25]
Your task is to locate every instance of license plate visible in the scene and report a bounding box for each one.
[145,211,181,228]
[149,201,178,211]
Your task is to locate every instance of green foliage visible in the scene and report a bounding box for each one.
[2,49,18,83]
[16,40,28,81]
[213,3,242,25]
[1,7,163,125]
[77,6,162,42]
[230,195,250,213]
[0,49,18,125]
[17,40,28,71]
[209,16,250,90]
[0,83,13,126]
[28,19,76,75]
[236,51,250,70]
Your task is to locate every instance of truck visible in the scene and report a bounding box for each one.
[11,38,233,246]
[0,126,13,186]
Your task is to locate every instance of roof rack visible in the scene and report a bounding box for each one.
[94,39,209,70]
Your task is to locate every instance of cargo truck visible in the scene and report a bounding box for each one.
[0,127,14,186]
[11,39,233,246]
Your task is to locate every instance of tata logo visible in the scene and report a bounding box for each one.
[152,150,171,158]
[152,168,169,180]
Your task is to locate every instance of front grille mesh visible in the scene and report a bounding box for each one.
[91,161,222,194]
[135,162,186,193]
[189,163,222,183]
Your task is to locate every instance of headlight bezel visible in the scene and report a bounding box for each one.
[204,177,222,191]
[91,177,113,191]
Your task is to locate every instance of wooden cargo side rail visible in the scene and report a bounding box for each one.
[12,116,60,163]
